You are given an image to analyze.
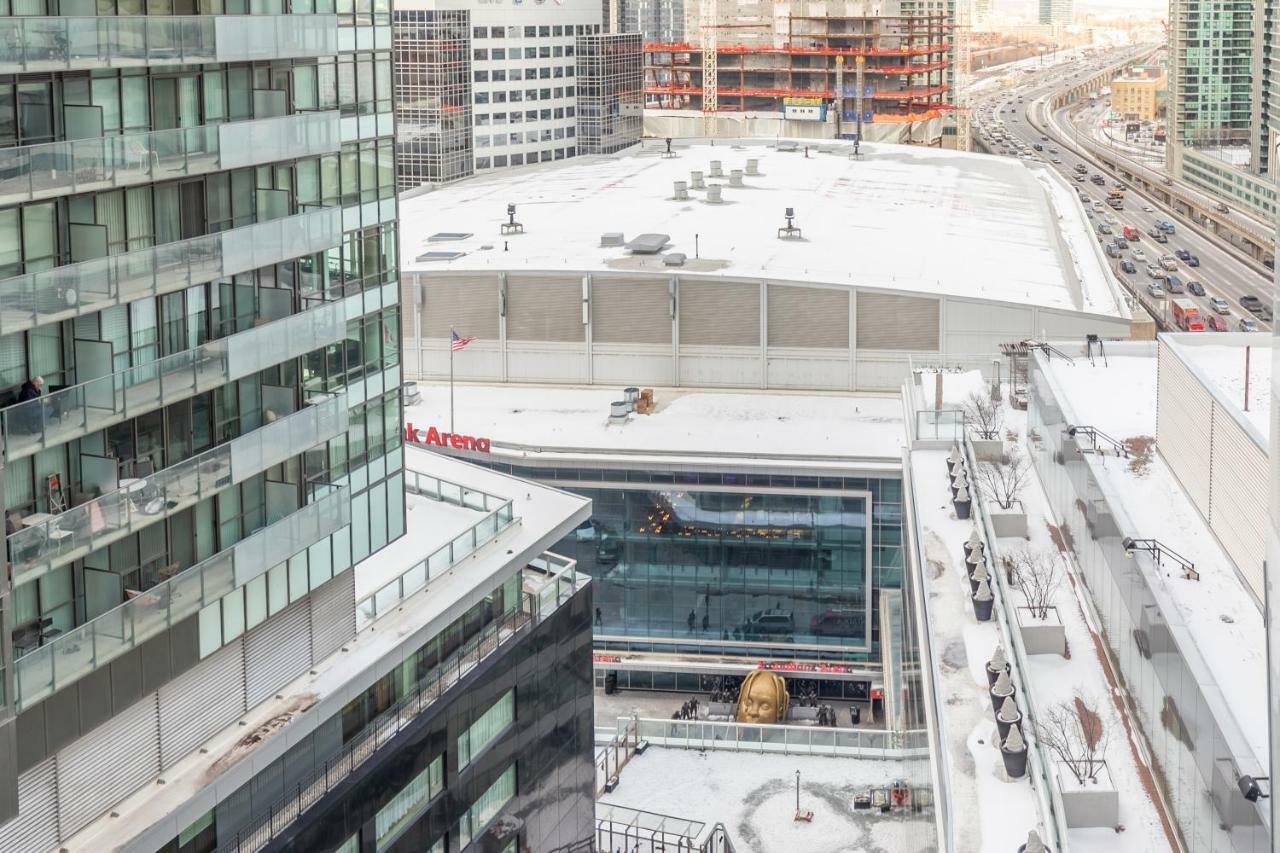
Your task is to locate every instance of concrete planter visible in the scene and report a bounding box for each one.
[1016,606,1067,657]
[1057,760,1119,829]
[971,436,1005,462]
[987,505,1028,539]
[954,498,972,520]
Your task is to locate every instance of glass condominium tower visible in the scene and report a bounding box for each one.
[0,0,405,842]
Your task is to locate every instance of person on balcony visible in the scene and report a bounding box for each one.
[13,376,45,434]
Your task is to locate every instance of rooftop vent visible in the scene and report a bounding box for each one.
[609,400,629,423]
[625,233,671,254]
[673,181,689,200]
[705,184,723,204]
[729,169,743,187]
[600,232,626,247]
[663,252,686,267]
[690,171,706,190]
[777,207,801,240]
[746,158,760,175]
[776,140,799,152]
[415,250,467,261]
[500,203,523,235]
[709,160,724,177]
[427,231,473,242]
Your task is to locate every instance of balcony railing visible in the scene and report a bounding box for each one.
[1,294,350,462]
[0,111,340,206]
[12,484,349,710]
[216,567,584,853]
[354,471,516,630]
[0,206,341,337]
[7,393,348,587]
[0,15,339,74]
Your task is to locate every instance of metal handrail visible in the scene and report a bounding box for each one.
[218,576,581,853]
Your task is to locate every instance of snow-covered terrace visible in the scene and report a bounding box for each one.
[399,137,1129,318]
[1034,343,1269,847]
[1162,333,1271,446]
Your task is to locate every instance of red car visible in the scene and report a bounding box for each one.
[1206,315,1229,332]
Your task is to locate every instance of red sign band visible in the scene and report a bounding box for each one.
[404,422,491,453]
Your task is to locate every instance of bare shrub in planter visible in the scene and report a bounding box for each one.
[1034,692,1110,784]
[976,447,1030,511]
[963,391,1004,440]
[1007,547,1063,619]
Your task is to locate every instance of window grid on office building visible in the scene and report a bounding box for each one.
[393,9,474,189]
[574,33,643,155]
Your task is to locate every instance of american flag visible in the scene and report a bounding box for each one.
[451,330,476,352]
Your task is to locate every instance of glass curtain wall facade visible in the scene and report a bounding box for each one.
[471,462,904,663]
[0,0,406,717]
[393,9,474,189]
[1171,0,1254,149]
[1028,355,1268,853]
[574,33,642,155]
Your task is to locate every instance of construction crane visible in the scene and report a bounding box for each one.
[701,0,717,137]
[954,0,972,151]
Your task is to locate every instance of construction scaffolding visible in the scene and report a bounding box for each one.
[644,11,953,131]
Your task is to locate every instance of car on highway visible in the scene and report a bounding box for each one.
[1073,173,1085,181]
[1239,318,1259,332]
[1187,280,1206,296]
[1175,249,1191,261]
[1114,237,1128,249]
[1052,158,1062,164]
[1105,243,1120,258]
[1033,143,1043,151]
[1049,147,1059,154]
[1241,295,1265,314]
[1097,223,1113,235]
[1131,247,1146,260]
[1146,264,1163,278]
[1085,208,1094,219]
[1158,221,1176,234]
[1148,228,1168,243]
[1210,297,1231,314]
[1142,204,1154,212]
[1120,260,1137,274]
[1206,314,1229,332]
[1165,275,1184,294]
[1147,282,1165,298]
[1215,202,1230,214]
[1041,135,1049,141]
[1158,255,1178,271]
[1186,255,1200,267]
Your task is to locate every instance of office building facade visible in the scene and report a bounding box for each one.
[574,33,643,155]
[394,0,632,188]
[1036,0,1072,27]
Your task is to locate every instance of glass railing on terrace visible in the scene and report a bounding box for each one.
[1,295,349,463]
[7,392,347,586]
[13,484,349,710]
[0,111,339,206]
[0,206,340,337]
[0,14,339,73]
[355,471,515,630]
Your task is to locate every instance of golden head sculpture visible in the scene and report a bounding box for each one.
[735,670,790,724]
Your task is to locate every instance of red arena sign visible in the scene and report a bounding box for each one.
[404,422,491,453]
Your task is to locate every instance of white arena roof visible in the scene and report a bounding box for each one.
[399,138,1129,318]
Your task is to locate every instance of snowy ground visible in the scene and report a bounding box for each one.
[911,447,1042,853]
[599,749,936,853]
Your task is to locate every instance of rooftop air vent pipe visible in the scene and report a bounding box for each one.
[673,181,689,200]
[729,169,743,187]
[746,158,760,175]
[705,184,723,204]
[709,160,723,177]
[690,171,705,190]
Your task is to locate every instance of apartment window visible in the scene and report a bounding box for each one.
[524,26,536,37]
[492,48,506,59]
[510,153,523,165]
[458,690,515,769]
[474,70,489,82]
[553,25,563,36]
[473,26,486,38]
[509,91,522,102]
[494,155,508,167]
[476,157,491,169]
[539,46,551,58]
[509,69,522,81]
[492,70,506,82]
[538,25,550,37]
[474,49,488,60]
[553,46,563,57]
[374,756,444,850]
[457,766,516,848]
[524,47,537,59]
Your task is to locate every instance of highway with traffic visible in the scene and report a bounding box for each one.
[971,47,1275,333]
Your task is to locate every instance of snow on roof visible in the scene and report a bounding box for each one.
[354,492,486,598]
[1163,333,1271,444]
[399,138,1128,317]
[406,383,907,466]
[1039,345,1268,775]
[599,748,936,853]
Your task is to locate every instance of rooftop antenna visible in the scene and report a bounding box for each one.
[777,207,802,240]
[501,203,523,235]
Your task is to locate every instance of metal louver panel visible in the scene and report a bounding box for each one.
[507,276,585,342]
[679,280,760,346]
[1155,343,1212,511]
[244,597,313,707]
[592,276,672,344]
[310,569,356,663]
[57,697,159,839]
[422,274,500,338]
[158,643,245,769]
[855,292,940,351]
[0,757,58,853]
[767,284,849,348]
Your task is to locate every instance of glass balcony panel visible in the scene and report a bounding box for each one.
[0,16,336,73]
[7,395,346,586]
[11,486,348,710]
[0,113,336,206]
[2,295,347,462]
[0,207,340,337]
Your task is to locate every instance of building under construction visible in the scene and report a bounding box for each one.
[643,0,955,143]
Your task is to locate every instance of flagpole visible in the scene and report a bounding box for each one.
[449,325,455,435]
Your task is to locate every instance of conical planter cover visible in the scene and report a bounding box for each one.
[985,646,1010,687]
[946,445,962,476]
[972,578,994,622]
[995,695,1022,742]
[969,561,990,597]
[989,668,1015,714]
[954,484,972,520]
[1017,830,1049,853]
[1001,724,1029,779]
[963,527,984,559]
